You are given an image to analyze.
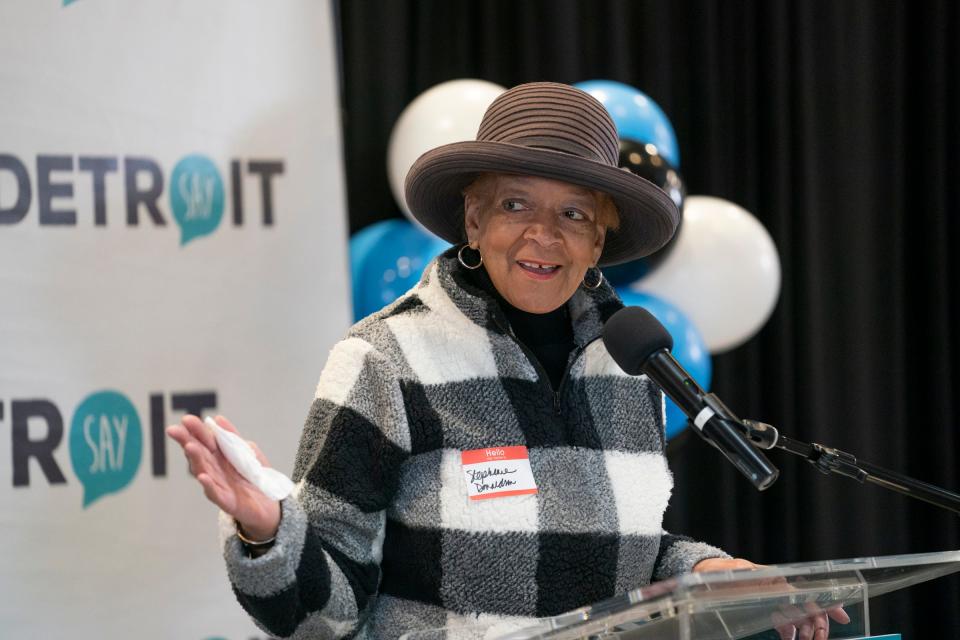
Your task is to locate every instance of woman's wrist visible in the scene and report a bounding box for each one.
[235,521,277,546]
[235,500,281,541]
[235,501,282,547]
[235,518,278,558]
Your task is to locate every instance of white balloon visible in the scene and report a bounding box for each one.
[632,195,782,353]
[387,79,506,226]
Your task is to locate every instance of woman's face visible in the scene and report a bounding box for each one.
[464,174,606,314]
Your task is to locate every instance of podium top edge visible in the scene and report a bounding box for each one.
[672,548,960,586]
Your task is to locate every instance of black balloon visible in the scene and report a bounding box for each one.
[602,138,686,286]
[618,137,686,213]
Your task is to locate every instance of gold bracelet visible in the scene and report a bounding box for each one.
[235,521,277,547]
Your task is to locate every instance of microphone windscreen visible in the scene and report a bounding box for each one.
[602,306,674,375]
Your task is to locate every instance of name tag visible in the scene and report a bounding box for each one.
[461,446,538,500]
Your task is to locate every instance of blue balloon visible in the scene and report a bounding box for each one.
[615,289,711,440]
[349,219,450,320]
[602,259,654,288]
[574,80,680,168]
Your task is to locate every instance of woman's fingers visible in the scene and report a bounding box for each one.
[192,456,249,519]
[771,598,847,640]
[175,422,255,488]
[775,625,797,640]
[165,422,193,448]
[180,414,219,452]
[771,607,798,640]
[827,606,851,625]
[214,414,241,434]
[197,472,236,514]
[801,602,835,640]
[800,615,825,640]
[183,440,218,477]
[692,557,760,572]
[170,423,232,483]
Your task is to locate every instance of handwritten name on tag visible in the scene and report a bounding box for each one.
[461,446,538,501]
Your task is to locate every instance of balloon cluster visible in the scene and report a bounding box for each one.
[350,79,782,439]
[576,80,781,438]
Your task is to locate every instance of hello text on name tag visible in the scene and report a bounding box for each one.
[461,446,538,500]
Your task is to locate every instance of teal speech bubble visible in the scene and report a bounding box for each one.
[69,391,142,508]
[170,154,225,246]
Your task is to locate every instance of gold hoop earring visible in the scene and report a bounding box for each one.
[457,244,483,270]
[582,266,603,290]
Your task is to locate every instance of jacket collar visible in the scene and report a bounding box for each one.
[421,246,624,348]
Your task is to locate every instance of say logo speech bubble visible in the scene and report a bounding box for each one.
[69,391,143,508]
[170,154,225,246]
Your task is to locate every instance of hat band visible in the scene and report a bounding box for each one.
[516,136,609,163]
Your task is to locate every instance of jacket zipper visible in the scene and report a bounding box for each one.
[499,320,596,416]
[553,346,584,414]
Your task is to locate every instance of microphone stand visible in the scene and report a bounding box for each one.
[736,419,960,515]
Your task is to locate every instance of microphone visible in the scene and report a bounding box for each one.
[603,306,779,491]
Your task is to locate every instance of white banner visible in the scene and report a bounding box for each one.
[0,1,350,637]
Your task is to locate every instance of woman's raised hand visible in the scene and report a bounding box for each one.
[166,414,281,541]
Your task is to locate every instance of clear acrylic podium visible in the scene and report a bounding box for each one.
[400,550,960,640]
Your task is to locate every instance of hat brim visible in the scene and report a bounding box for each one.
[404,140,680,266]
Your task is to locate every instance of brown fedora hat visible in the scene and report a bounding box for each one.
[403,82,680,266]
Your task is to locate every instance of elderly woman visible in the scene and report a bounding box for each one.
[168,83,843,640]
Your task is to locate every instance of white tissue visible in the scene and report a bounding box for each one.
[205,416,294,501]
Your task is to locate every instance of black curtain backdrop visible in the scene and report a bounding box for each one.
[335,1,960,635]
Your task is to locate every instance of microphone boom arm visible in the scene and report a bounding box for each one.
[740,420,960,516]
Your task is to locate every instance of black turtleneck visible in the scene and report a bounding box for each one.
[463,266,576,391]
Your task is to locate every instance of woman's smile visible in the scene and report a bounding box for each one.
[516,259,562,279]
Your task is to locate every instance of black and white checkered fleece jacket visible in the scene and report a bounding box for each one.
[221,247,726,639]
